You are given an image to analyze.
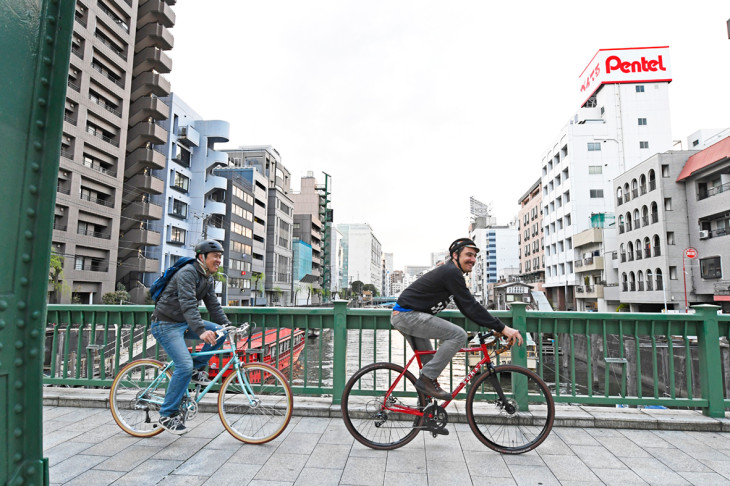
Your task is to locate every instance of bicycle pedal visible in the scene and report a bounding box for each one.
[432,428,449,436]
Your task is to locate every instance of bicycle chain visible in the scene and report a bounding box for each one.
[421,403,448,436]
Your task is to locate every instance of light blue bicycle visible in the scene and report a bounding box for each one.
[110,323,293,444]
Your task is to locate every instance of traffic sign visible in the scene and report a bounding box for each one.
[685,247,698,259]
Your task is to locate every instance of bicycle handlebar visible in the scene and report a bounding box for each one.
[215,322,253,338]
[476,330,513,354]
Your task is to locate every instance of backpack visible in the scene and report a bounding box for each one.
[149,257,196,303]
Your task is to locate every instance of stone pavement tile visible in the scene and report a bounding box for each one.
[183,413,227,439]
[686,431,730,451]
[348,441,392,458]
[463,450,510,478]
[276,432,321,455]
[44,406,76,421]
[294,467,344,486]
[48,454,107,484]
[44,440,94,466]
[580,407,658,430]
[621,456,692,485]
[642,409,719,431]
[248,481,294,486]
[646,446,714,472]
[584,427,627,439]
[291,416,330,434]
[534,431,573,455]
[541,454,602,483]
[679,471,730,485]
[591,467,649,485]
[454,423,486,451]
[425,460,472,486]
[385,447,427,474]
[81,433,142,456]
[695,458,730,478]
[205,429,247,450]
[109,458,182,486]
[318,420,355,445]
[228,442,279,465]
[93,443,162,472]
[592,436,652,458]
[62,423,121,444]
[424,436,466,463]
[172,447,238,477]
[502,450,545,466]
[44,429,86,450]
[305,443,351,469]
[157,474,206,485]
[253,452,309,482]
[58,468,124,486]
[383,471,427,485]
[567,444,626,469]
[620,429,674,449]
[472,475,517,486]
[153,436,209,461]
[340,455,386,486]
[200,461,261,485]
[552,427,601,446]
[506,464,561,485]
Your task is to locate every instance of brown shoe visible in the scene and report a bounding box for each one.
[415,376,452,400]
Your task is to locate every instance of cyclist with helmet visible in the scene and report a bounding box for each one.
[150,239,232,434]
[391,237,523,402]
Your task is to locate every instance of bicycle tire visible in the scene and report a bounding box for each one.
[341,362,427,450]
[466,364,555,454]
[109,359,169,437]
[218,362,293,444]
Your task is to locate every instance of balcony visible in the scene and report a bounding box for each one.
[178,125,200,147]
[581,255,603,272]
[207,149,228,171]
[129,96,169,126]
[137,0,176,29]
[573,227,602,247]
[126,173,164,196]
[698,181,730,201]
[124,147,166,177]
[206,226,225,241]
[121,200,162,225]
[205,174,227,195]
[127,121,167,152]
[132,46,172,77]
[120,228,161,249]
[135,23,174,52]
[116,255,159,280]
[130,71,171,102]
[77,227,112,240]
[204,200,227,217]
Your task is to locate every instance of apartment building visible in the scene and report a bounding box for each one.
[223,146,294,305]
[338,223,383,294]
[469,222,520,305]
[517,179,544,287]
[542,46,674,310]
[52,0,175,303]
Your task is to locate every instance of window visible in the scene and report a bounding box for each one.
[170,226,185,244]
[636,85,645,93]
[664,198,672,211]
[692,139,699,147]
[700,256,722,279]
[667,231,675,245]
[590,189,604,198]
[662,164,670,177]
[588,166,602,174]
[169,199,187,218]
[640,141,649,149]
[172,171,190,192]
[638,118,647,126]
[669,266,678,280]
[587,142,601,151]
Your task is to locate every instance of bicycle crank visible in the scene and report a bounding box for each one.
[420,404,449,437]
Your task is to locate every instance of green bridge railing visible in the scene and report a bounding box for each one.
[44,301,730,417]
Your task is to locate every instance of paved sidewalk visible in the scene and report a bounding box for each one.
[43,393,730,485]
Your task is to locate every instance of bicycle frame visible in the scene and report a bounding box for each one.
[383,339,498,417]
[136,331,258,409]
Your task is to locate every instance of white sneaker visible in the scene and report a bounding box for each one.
[159,414,187,435]
[190,369,211,386]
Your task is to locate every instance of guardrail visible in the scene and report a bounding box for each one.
[44,302,730,416]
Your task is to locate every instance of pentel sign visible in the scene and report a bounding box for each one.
[578,47,672,105]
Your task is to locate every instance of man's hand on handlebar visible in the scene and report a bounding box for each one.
[500,326,523,347]
[200,330,218,345]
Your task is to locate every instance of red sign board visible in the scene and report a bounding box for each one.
[685,248,698,259]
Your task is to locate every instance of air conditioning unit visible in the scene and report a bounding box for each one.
[699,230,710,239]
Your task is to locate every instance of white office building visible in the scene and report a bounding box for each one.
[338,223,383,294]
[541,46,674,310]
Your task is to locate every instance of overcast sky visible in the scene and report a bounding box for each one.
[167,1,730,269]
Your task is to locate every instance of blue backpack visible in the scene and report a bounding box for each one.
[149,257,196,303]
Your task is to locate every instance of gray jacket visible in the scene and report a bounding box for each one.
[151,260,231,336]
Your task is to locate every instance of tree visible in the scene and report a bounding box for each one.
[351,280,364,295]
[102,283,131,305]
[48,251,67,303]
[363,283,379,297]
[251,272,265,306]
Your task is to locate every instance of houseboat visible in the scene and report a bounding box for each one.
[203,327,306,380]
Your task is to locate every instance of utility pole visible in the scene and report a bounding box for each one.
[317,172,332,301]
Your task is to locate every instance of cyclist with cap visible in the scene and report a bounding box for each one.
[391,238,523,401]
[150,239,232,434]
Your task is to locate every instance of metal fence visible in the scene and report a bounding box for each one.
[44,302,730,416]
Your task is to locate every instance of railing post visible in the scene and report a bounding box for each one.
[331,300,348,405]
[693,304,724,417]
[509,302,528,368]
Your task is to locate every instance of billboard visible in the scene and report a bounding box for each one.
[578,46,672,106]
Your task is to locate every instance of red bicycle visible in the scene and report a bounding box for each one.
[341,331,555,454]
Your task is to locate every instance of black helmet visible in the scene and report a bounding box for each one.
[195,239,224,255]
[449,238,479,256]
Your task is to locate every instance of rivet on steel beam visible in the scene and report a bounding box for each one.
[31,162,40,172]
[17,301,26,310]
[31,329,40,338]
[40,77,49,86]
[13,453,22,463]
[29,184,38,194]
[43,56,51,65]
[15,358,23,367]
[30,348,38,358]
[47,15,57,24]
[38,98,47,107]
[36,120,45,128]
[24,230,33,240]
[0,319,6,329]
[14,427,23,437]
[14,404,23,413]
[20,277,29,286]
[45,35,54,45]
[15,340,24,349]
[17,318,25,328]
[26,208,35,217]
[33,142,42,151]
[32,311,40,320]
[15,380,24,389]
[22,254,31,263]
[0,300,7,310]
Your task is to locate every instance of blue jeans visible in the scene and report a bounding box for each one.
[150,320,225,417]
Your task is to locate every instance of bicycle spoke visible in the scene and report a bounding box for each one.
[110,360,168,437]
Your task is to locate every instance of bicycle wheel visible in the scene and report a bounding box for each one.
[466,364,555,454]
[341,362,427,450]
[109,359,169,437]
[218,363,293,444]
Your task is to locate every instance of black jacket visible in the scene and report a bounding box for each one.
[396,261,505,331]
